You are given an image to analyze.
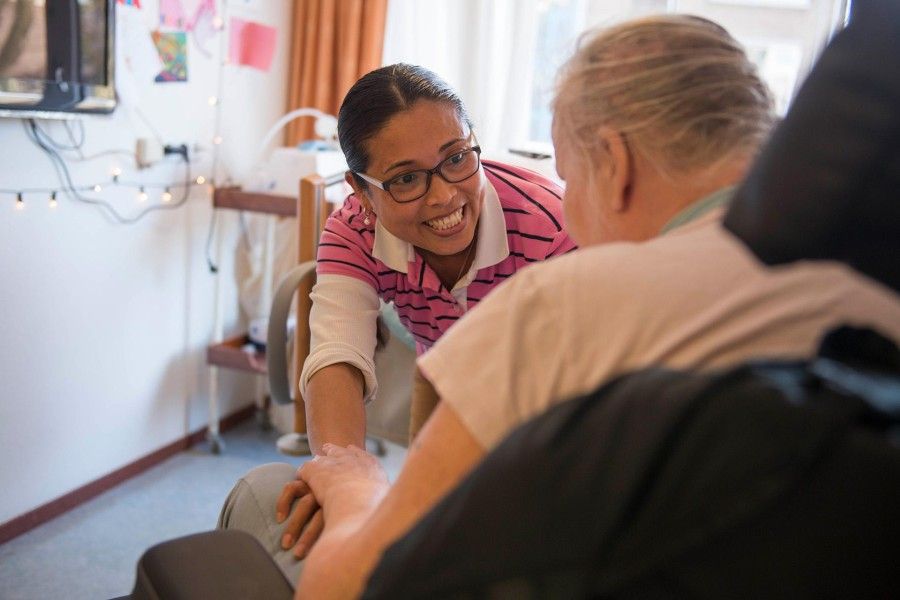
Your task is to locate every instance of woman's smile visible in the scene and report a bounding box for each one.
[424,204,466,236]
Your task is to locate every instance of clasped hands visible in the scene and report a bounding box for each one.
[276,443,390,559]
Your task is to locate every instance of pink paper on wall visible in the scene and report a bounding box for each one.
[188,0,218,57]
[159,0,186,29]
[228,18,277,72]
[160,0,215,32]
[185,0,216,31]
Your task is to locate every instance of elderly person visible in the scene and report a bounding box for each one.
[222,63,575,571]
[227,15,900,598]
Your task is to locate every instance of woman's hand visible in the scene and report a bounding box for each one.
[275,479,324,560]
[298,444,389,526]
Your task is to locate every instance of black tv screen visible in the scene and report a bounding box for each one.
[0,0,116,119]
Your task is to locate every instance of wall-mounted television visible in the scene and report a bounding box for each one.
[0,0,116,119]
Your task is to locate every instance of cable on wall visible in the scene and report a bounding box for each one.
[2,119,208,224]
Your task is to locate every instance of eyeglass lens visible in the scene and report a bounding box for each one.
[387,149,480,202]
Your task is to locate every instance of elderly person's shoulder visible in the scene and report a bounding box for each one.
[503,208,727,287]
[488,204,895,317]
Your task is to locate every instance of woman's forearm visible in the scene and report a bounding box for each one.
[305,363,367,453]
[297,400,486,598]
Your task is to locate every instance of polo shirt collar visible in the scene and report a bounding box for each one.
[372,177,509,277]
[373,218,414,274]
[660,185,736,234]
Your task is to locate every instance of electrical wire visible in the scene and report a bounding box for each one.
[203,0,232,274]
[65,148,138,162]
[20,119,197,225]
[24,120,135,223]
[62,119,86,151]
[27,117,136,162]
[204,207,219,273]
[33,119,85,152]
[131,104,166,146]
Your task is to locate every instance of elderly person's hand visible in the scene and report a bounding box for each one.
[298,444,390,526]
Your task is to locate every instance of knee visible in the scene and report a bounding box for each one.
[239,462,297,487]
[219,462,297,530]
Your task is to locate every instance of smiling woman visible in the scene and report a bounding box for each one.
[217,63,576,576]
[304,64,576,452]
[345,101,486,280]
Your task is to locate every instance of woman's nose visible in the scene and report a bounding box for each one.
[424,175,455,207]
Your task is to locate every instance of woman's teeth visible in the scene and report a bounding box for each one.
[426,206,464,231]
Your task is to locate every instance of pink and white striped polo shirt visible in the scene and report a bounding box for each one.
[315,160,576,352]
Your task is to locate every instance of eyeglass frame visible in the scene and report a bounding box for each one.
[353,144,483,204]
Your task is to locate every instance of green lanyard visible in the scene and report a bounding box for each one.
[660,186,736,234]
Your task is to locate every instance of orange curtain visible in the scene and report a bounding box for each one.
[285,0,388,145]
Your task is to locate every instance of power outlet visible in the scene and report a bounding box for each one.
[164,143,190,161]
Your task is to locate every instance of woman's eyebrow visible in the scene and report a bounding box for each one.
[383,159,415,175]
[383,138,467,175]
[438,137,466,152]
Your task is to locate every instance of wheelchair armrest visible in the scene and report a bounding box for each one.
[267,261,317,406]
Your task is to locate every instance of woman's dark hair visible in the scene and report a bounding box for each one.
[338,63,473,187]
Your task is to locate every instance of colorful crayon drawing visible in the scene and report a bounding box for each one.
[117,0,142,7]
[151,31,188,82]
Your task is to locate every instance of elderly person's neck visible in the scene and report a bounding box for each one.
[632,153,751,240]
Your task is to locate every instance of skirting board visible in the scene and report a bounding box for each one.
[0,403,257,546]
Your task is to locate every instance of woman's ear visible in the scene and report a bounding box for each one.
[345,171,372,212]
[597,127,633,213]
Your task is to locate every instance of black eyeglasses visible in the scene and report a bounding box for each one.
[355,146,482,203]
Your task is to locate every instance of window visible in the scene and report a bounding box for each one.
[528,0,586,146]
[382,0,849,153]
[525,0,850,144]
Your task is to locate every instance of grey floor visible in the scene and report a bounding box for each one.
[0,420,407,600]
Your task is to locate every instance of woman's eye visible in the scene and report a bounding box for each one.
[449,152,465,165]
[396,172,419,186]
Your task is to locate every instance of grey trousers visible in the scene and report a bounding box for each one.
[218,462,304,587]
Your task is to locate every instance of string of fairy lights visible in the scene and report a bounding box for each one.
[3,168,208,212]
[2,2,229,224]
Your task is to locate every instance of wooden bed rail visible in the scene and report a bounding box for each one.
[291,173,344,437]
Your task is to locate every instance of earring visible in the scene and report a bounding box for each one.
[363,209,372,225]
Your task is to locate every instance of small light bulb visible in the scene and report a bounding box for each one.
[15,192,24,211]
[195,175,206,185]
[212,15,224,30]
[162,189,173,203]
[111,166,122,177]
[213,135,223,145]
[208,96,219,106]
[48,191,58,209]
[93,184,103,193]
[138,186,148,202]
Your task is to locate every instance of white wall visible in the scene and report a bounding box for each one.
[0,0,293,526]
